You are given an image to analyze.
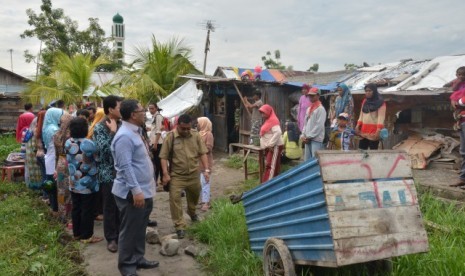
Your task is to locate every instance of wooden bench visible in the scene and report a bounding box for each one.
[1,165,25,182]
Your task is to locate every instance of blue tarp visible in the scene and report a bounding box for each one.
[282,81,340,92]
[313,82,339,92]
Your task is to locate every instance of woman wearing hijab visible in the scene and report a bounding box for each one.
[42,107,64,212]
[87,108,105,139]
[355,83,386,150]
[282,121,302,162]
[87,107,105,221]
[197,117,214,211]
[24,116,43,190]
[259,104,284,183]
[54,113,73,223]
[298,84,312,132]
[332,83,355,128]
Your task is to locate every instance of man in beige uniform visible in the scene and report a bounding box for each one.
[160,114,210,239]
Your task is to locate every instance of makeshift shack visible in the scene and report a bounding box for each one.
[183,67,347,152]
[341,55,465,167]
[0,67,31,131]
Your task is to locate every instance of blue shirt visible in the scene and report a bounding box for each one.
[111,121,155,199]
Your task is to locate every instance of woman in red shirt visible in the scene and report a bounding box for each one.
[355,84,386,150]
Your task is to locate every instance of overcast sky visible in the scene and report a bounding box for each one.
[1,0,464,79]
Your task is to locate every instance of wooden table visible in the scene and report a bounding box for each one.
[228,143,265,182]
[1,164,25,182]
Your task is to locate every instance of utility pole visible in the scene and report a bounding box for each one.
[7,49,13,72]
[36,42,42,80]
[201,20,215,76]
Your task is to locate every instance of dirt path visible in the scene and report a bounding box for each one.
[82,151,243,276]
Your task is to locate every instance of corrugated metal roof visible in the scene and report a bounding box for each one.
[340,55,465,92]
[385,55,465,91]
[0,66,32,82]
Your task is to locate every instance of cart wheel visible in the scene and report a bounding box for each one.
[263,238,296,276]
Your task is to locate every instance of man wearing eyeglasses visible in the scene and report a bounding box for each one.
[160,114,210,239]
[111,99,159,276]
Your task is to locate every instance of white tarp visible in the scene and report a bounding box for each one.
[157,79,203,119]
[385,55,465,91]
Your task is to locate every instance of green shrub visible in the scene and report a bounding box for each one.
[0,134,21,161]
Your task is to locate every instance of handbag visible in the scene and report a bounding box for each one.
[379,128,389,140]
[22,128,33,143]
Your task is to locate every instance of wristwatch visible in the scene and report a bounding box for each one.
[204,169,211,173]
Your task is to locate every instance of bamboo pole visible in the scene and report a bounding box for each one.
[233,82,251,116]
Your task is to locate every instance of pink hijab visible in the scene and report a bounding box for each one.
[259,104,280,136]
[197,117,212,137]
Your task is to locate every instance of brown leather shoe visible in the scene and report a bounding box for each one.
[107,240,118,253]
[449,180,465,187]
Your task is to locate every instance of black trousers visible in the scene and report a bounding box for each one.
[45,174,58,212]
[359,138,380,150]
[115,194,153,275]
[71,192,96,240]
[102,182,120,242]
[94,188,103,217]
[152,143,163,183]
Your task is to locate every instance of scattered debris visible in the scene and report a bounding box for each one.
[184,245,198,257]
[159,238,180,256]
[393,133,459,169]
[145,227,160,244]
[424,220,451,233]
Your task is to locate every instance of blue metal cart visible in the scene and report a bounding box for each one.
[241,150,429,276]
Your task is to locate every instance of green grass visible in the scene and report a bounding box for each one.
[0,183,86,276]
[391,191,465,275]
[199,156,465,275]
[226,153,293,179]
[190,199,262,276]
[0,134,21,161]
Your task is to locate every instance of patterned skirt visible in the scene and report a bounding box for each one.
[56,155,72,221]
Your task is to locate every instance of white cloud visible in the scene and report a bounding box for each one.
[0,0,464,78]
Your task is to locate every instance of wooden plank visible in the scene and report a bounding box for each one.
[334,231,429,266]
[325,179,418,211]
[317,150,412,181]
[329,206,425,239]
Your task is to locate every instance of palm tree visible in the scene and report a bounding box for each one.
[119,35,200,105]
[22,52,117,105]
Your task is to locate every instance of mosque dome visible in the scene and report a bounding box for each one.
[112,13,124,24]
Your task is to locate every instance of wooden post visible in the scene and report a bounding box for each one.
[233,82,251,116]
